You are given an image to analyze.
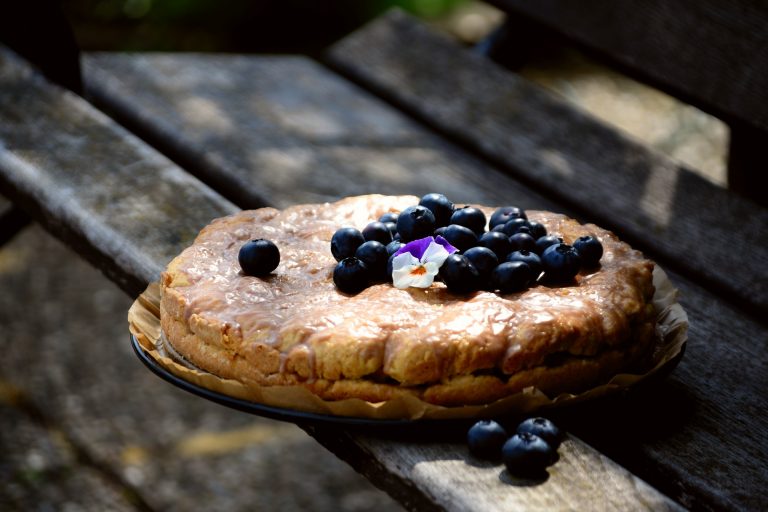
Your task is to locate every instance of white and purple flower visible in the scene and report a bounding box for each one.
[391,236,458,289]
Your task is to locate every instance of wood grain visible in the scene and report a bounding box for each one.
[487,0,768,133]
[0,46,237,296]
[326,10,768,316]
[82,52,563,214]
[308,427,685,512]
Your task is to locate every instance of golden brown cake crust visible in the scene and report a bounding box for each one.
[160,195,656,406]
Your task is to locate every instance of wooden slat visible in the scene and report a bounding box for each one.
[1,46,682,510]
[325,10,768,317]
[82,52,561,214]
[487,0,768,134]
[0,46,237,296]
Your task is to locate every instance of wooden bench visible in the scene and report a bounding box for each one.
[1,9,766,511]
[484,0,768,207]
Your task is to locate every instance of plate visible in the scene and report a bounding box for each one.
[131,333,453,429]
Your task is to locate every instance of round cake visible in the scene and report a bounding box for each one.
[159,195,656,407]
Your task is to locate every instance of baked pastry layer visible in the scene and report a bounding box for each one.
[160,195,656,406]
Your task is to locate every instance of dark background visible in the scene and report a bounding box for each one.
[60,0,468,54]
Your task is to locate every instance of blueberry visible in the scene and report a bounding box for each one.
[491,261,534,293]
[433,226,447,238]
[355,241,389,281]
[467,420,508,460]
[385,240,405,257]
[541,243,582,282]
[397,205,436,242]
[573,235,603,268]
[502,218,530,236]
[502,432,556,478]
[238,239,280,277]
[331,227,365,262]
[506,250,542,278]
[478,231,513,261]
[516,417,563,449]
[362,221,393,245]
[333,257,370,294]
[383,221,398,237]
[528,221,547,240]
[378,211,399,224]
[440,254,481,294]
[419,193,455,227]
[534,234,563,255]
[450,206,487,236]
[489,206,527,229]
[508,232,537,253]
[442,224,478,252]
[491,223,507,233]
[463,247,498,279]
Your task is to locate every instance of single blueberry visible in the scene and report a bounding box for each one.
[516,417,563,449]
[419,193,455,227]
[442,224,478,252]
[467,420,508,460]
[463,247,499,279]
[433,226,447,238]
[383,221,398,237]
[479,231,513,261]
[362,221,393,245]
[331,227,365,262]
[534,234,563,255]
[502,217,530,236]
[489,206,527,229]
[378,211,399,224]
[573,235,603,268]
[502,432,556,478]
[440,254,482,294]
[385,240,405,257]
[238,239,280,277]
[491,223,507,233]
[528,221,547,240]
[355,241,389,281]
[540,243,582,283]
[509,232,537,253]
[397,205,437,242]
[450,206,487,236]
[506,250,542,278]
[491,261,533,294]
[333,257,370,294]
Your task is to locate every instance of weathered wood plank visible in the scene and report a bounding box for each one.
[487,0,768,133]
[308,427,685,512]
[0,46,237,296]
[325,10,768,316]
[2,46,681,510]
[83,52,562,214]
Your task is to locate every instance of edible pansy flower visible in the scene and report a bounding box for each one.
[391,236,457,289]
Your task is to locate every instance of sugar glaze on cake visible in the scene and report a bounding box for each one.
[160,195,656,406]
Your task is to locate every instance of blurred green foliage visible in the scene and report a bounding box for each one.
[61,0,468,53]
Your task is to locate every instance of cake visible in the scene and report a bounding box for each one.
[159,195,656,407]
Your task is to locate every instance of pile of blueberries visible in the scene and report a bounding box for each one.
[331,193,603,294]
[467,417,563,478]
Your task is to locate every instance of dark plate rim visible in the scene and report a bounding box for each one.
[130,333,441,427]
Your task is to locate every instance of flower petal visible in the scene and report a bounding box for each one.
[393,264,419,288]
[420,240,451,267]
[434,235,458,255]
[391,252,419,271]
[394,236,434,260]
